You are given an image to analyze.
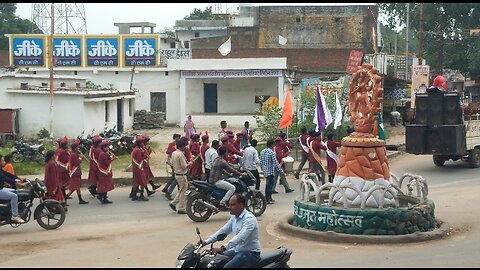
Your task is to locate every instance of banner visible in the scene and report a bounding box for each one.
[346,50,364,74]
[411,65,430,108]
[53,36,82,67]
[122,35,158,67]
[85,36,119,67]
[11,35,46,67]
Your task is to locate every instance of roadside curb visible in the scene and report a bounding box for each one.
[276,214,452,244]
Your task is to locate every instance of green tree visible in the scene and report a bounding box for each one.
[161,27,175,37]
[379,3,480,79]
[0,3,42,50]
[184,6,221,20]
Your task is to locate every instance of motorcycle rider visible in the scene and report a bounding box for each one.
[0,155,26,223]
[208,145,246,209]
[200,193,261,268]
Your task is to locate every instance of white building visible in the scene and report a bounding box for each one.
[0,73,135,138]
[173,20,228,49]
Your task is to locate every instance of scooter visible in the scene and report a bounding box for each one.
[176,227,293,268]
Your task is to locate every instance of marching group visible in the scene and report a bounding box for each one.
[0,116,345,221]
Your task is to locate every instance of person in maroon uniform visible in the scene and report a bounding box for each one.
[233,132,243,152]
[130,136,149,201]
[272,137,294,193]
[226,133,243,164]
[66,138,88,204]
[200,133,210,180]
[325,132,342,183]
[307,131,327,185]
[97,140,116,204]
[162,133,181,199]
[142,136,161,196]
[54,136,70,208]
[44,150,65,207]
[294,126,310,179]
[189,134,203,180]
[87,135,102,197]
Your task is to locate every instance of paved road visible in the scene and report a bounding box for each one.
[1,153,479,267]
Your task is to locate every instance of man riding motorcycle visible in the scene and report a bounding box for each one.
[0,155,26,223]
[208,145,246,209]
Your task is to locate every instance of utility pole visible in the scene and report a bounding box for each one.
[418,3,424,64]
[405,3,410,81]
[394,33,398,77]
[49,3,55,138]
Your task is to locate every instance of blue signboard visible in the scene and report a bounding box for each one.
[85,36,119,67]
[11,36,46,67]
[122,36,157,67]
[53,36,82,66]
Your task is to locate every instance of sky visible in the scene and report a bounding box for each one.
[15,3,377,35]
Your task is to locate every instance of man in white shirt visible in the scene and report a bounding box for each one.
[204,140,220,180]
[242,139,261,190]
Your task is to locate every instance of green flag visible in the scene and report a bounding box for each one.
[377,112,386,140]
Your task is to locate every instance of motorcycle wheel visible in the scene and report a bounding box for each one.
[11,152,25,163]
[246,191,267,217]
[186,193,213,222]
[34,203,66,230]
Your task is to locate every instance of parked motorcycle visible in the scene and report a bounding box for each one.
[185,170,267,222]
[0,178,66,230]
[11,138,46,164]
[176,228,292,268]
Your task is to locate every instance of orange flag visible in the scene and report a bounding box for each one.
[278,87,293,129]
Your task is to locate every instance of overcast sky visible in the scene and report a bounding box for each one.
[15,3,377,35]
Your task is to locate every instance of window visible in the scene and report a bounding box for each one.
[74,70,78,75]
[194,32,200,38]
[170,42,176,48]
[105,101,109,121]
[129,99,133,116]
[165,71,169,76]
[60,82,66,87]
[296,16,301,23]
[150,92,166,120]
[184,41,190,49]
[115,71,119,75]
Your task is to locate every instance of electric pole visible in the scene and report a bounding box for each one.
[405,3,410,81]
[418,3,424,65]
[49,3,55,138]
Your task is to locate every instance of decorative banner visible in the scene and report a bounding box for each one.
[85,36,119,67]
[122,35,158,67]
[346,50,364,74]
[181,70,283,79]
[11,35,46,67]
[53,36,82,67]
[411,65,430,108]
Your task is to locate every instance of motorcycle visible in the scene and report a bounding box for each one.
[185,169,267,222]
[0,178,66,230]
[176,228,293,268]
[11,138,46,164]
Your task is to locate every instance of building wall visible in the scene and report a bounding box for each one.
[184,77,278,114]
[177,29,227,47]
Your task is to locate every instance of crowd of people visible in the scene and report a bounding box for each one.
[0,117,345,220]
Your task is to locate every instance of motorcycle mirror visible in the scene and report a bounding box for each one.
[217,233,227,241]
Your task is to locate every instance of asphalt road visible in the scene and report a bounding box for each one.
[1,153,479,267]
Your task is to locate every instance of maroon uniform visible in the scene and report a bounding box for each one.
[97,151,114,193]
[326,140,342,175]
[143,146,155,181]
[68,151,82,191]
[131,146,147,188]
[54,147,70,188]
[87,145,99,185]
[44,159,64,202]
[189,141,203,178]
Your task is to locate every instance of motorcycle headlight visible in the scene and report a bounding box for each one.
[175,259,185,268]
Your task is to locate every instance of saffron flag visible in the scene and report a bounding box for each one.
[278,35,287,45]
[313,87,332,132]
[333,92,342,129]
[218,36,232,56]
[278,87,293,129]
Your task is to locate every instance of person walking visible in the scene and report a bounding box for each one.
[240,121,251,149]
[217,120,228,141]
[189,134,203,180]
[325,132,342,183]
[169,139,192,214]
[272,137,294,193]
[294,126,309,179]
[162,133,181,200]
[66,139,89,204]
[308,131,327,185]
[260,139,285,204]
[96,140,116,204]
[44,150,66,209]
[130,136,149,201]
[143,136,161,196]
[87,135,102,197]
[184,115,196,139]
[54,136,70,208]
[200,134,210,180]
[243,139,261,191]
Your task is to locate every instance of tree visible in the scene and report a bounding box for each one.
[379,3,480,80]
[184,6,221,20]
[161,27,175,38]
[0,3,42,50]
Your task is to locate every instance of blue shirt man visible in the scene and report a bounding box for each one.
[204,194,261,268]
[260,139,284,203]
